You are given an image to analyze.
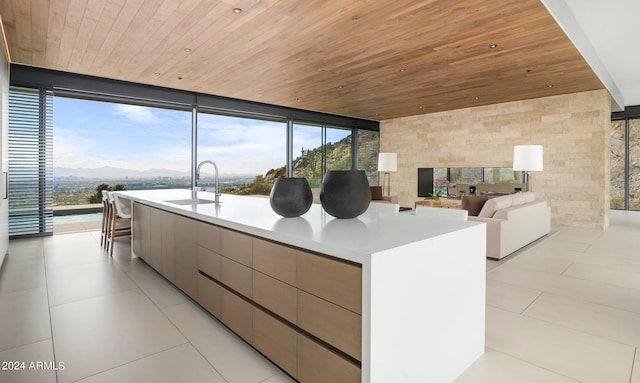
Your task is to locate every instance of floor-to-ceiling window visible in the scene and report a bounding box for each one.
[630,119,640,210]
[292,123,355,188]
[357,129,380,185]
[610,113,640,211]
[53,96,192,206]
[610,119,626,209]
[196,112,286,194]
[9,66,380,236]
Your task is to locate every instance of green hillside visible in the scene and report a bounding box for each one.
[228,132,377,195]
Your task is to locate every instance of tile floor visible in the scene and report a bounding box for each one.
[0,211,638,382]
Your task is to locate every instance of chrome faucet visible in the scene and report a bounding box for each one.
[195,160,221,204]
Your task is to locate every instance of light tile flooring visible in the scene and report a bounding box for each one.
[0,211,638,382]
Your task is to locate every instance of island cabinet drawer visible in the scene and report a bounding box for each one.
[297,251,362,315]
[252,271,297,324]
[197,246,221,280]
[298,290,361,361]
[220,228,252,267]
[298,334,360,383]
[252,238,297,286]
[197,221,221,253]
[220,256,252,299]
[220,288,252,343]
[196,274,221,318]
[253,307,297,379]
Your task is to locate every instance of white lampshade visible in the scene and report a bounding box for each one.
[513,145,543,171]
[378,153,397,172]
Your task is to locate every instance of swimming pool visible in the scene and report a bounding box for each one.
[53,212,103,225]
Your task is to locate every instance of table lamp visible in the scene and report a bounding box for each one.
[513,145,543,192]
[378,153,397,196]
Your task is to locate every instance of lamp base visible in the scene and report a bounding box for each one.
[381,172,392,196]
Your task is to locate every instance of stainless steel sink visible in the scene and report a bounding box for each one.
[164,198,217,205]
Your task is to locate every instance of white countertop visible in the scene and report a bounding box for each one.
[117,189,482,264]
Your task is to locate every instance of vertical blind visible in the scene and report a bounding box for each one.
[8,87,53,236]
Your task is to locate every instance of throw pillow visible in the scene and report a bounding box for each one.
[461,195,489,216]
[478,194,514,218]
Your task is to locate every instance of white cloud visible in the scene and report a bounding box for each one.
[112,104,160,124]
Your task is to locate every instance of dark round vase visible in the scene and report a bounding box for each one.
[269,177,313,217]
[320,170,371,219]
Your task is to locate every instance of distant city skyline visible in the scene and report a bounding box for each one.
[53,97,351,176]
[52,164,252,179]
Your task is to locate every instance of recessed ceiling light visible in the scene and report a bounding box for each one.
[475,96,479,100]
[153,72,161,76]
[399,68,406,72]
[184,48,192,52]
[547,84,553,88]
[339,85,344,89]
[489,44,498,48]
[233,8,242,14]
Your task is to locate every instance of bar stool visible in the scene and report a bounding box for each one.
[105,192,132,256]
[100,190,110,248]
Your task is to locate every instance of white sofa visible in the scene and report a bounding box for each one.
[416,205,468,221]
[468,192,550,259]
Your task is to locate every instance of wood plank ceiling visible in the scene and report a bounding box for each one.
[0,0,604,121]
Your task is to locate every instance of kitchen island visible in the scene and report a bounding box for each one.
[116,189,486,383]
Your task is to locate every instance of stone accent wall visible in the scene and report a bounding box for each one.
[380,90,611,229]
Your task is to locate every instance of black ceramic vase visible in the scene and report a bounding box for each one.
[320,170,371,219]
[269,177,313,217]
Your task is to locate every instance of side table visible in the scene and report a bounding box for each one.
[415,198,463,209]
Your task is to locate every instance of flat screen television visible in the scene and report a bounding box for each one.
[417,168,434,197]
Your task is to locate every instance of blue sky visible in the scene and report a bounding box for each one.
[53,97,351,175]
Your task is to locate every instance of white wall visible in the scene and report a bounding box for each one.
[0,18,9,264]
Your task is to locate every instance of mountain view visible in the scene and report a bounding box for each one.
[53,167,190,179]
[54,133,378,206]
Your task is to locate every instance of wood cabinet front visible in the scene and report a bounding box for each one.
[298,334,360,383]
[148,207,163,271]
[197,273,221,318]
[220,256,252,299]
[298,250,362,315]
[253,307,297,378]
[174,215,197,298]
[298,290,361,361]
[160,211,175,283]
[252,270,297,323]
[220,228,252,267]
[253,238,297,286]
[220,288,252,343]
[132,205,362,383]
[132,202,150,261]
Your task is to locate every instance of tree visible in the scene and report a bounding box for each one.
[248,175,272,195]
[88,183,126,204]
